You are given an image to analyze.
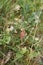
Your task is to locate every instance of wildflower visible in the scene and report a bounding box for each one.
[20,28,26,39]
[6,25,14,32]
[14,29,17,33]
[14,18,22,22]
[35,37,39,41]
[9,25,14,31]
[14,18,19,21]
[35,19,40,24]
[14,5,20,11]
[20,30,25,39]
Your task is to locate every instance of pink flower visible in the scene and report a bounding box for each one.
[20,29,25,39]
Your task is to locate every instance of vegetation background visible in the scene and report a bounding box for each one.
[0,0,43,65]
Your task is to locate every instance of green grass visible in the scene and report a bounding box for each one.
[0,0,43,65]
